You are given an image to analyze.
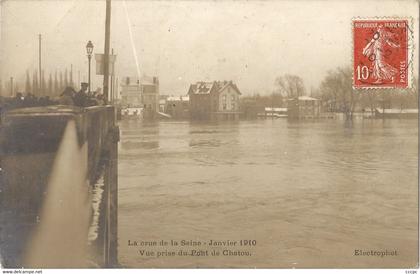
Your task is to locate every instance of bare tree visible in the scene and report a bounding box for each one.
[41,70,47,97]
[25,70,32,93]
[402,78,417,109]
[274,74,305,98]
[32,70,38,95]
[64,68,69,87]
[54,70,59,96]
[412,77,418,108]
[48,73,53,97]
[319,66,359,119]
[364,90,380,116]
[59,71,64,92]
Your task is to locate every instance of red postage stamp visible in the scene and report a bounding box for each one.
[353,19,411,89]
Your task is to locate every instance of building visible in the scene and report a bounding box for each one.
[120,76,159,118]
[142,76,159,113]
[374,108,418,119]
[120,77,142,107]
[159,95,169,112]
[165,96,190,119]
[259,107,288,118]
[287,96,321,119]
[187,81,241,120]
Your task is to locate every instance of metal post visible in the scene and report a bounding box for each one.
[110,48,114,104]
[115,77,118,102]
[88,55,92,93]
[39,34,42,92]
[103,0,111,103]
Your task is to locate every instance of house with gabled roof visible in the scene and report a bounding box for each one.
[187,80,241,120]
[287,96,320,119]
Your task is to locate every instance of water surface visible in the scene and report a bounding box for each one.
[118,119,418,268]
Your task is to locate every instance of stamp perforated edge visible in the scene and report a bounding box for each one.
[351,16,415,90]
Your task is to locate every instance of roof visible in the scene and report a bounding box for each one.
[265,107,287,112]
[167,96,189,102]
[121,75,158,86]
[188,81,241,95]
[288,96,318,101]
[375,108,418,114]
[298,96,318,101]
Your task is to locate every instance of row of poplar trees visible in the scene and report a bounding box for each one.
[24,69,77,98]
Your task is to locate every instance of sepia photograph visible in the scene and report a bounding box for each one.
[0,0,418,271]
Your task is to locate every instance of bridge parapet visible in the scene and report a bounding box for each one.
[0,105,119,268]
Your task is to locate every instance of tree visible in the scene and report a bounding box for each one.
[274,74,305,98]
[48,73,53,97]
[359,90,380,116]
[32,70,38,95]
[40,70,47,96]
[319,66,359,119]
[64,68,69,87]
[69,66,74,87]
[59,71,64,92]
[54,70,59,96]
[410,77,419,108]
[24,70,32,94]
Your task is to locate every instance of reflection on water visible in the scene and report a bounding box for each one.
[118,119,418,268]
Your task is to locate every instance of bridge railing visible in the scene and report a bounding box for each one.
[0,105,119,268]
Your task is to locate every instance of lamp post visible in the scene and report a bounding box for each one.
[86,40,94,93]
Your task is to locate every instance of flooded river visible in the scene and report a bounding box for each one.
[118,119,418,268]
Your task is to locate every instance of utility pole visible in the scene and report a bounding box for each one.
[39,34,42,92]
[103,0,111,103]
[103,1,117,266]
[113,77,118,102]
[110,48,114,103]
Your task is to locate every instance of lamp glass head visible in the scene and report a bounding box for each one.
[86,40,94,56]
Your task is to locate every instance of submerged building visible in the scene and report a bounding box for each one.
[287,96,321,119]
[120,76,159,108]
[120,77,142,107]
[165,96,190,119]
[120,76,159,119]
[187,80,241,121]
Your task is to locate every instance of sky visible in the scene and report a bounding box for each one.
[0,0,418,96]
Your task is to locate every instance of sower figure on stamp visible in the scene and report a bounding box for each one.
[362,25,399,84]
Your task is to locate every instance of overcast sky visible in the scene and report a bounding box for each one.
[0,0,418,96]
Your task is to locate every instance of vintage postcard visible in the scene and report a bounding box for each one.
[0,0,418,272]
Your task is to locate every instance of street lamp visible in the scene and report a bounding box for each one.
[86,40,94,93]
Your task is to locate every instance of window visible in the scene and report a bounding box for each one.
[223,104,227,110]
